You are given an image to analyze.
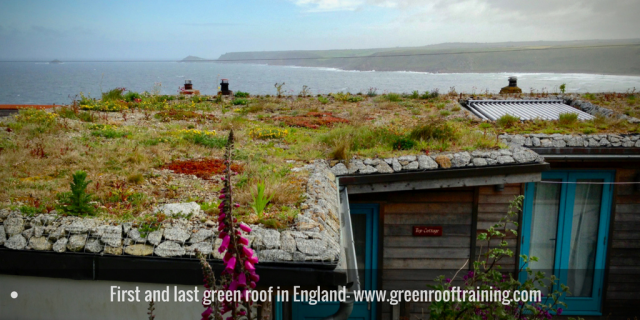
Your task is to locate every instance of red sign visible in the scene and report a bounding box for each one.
[412,226,443,237]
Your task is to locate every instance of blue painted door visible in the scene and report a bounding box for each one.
[291,204,379,320]
[521,171,613,316]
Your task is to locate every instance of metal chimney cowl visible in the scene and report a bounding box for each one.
[499,76,522,94]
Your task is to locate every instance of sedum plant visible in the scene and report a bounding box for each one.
[429,195,584,320]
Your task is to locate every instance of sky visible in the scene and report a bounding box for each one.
[0,0,639,60]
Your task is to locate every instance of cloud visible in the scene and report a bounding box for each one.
[292,0,366,12]
[291,0,640,41]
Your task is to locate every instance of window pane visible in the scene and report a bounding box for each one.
[529,181,561,294]
[351,214,367,289]
[568,180,603,297]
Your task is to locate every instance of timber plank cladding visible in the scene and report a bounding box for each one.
[606,168,640,318]
[350,187,474,319]
[350,184,524,320]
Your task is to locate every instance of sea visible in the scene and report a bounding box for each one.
[1,62,640,105]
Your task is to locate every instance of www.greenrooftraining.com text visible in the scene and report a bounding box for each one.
[110,286,541,306]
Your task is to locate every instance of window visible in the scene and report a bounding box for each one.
[521,171,614,315]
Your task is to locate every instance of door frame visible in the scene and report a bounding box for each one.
[289,203,379,320]
[520,170,614,316]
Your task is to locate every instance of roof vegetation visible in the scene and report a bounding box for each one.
[0,88,638,226]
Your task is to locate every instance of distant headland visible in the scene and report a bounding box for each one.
[180,56,207,62]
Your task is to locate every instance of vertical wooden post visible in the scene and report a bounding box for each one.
[470,187,479,269]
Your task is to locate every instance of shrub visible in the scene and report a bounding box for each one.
[142,137,172,146]
[250,181,273,219]
[200,201,220,215]
[496,114,520,128]
[559,83,566,94]
[127,173,144,184]
[90,124,128,138]
[410,122,457,141]
[102,87,126,102]
[367,87,378,97]
[123,91,141,102]
[177,129,226,148]
[409,90,420,99]
[56,106,95,122]
[428,196,576,320]
[422,89,439,99]
[386,93,402,102]
[318,96,329,104]
[81,100,129,112]
[332,92,350,102]
[329,141,350,161]
[392,137,416,150]
[138,213,166,237]
[56,170,97,216]
[190,95,208,103]
[232,98,248,105]
[234,91,250,98]
[274,82,285,97]
[298,85,311,97]
[249,128,289,139]
[55,106,79,119]
[320,125,402,151]
[346,96,363,103]
[156,95,174,102]
[558,112,579,126]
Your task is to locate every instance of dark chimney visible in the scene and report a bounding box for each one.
[499,76,522,94]
[220,79,231,95]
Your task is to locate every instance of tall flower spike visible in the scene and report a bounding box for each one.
[198,130,259,320]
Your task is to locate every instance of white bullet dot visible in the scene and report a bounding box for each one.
[11,291,18,299]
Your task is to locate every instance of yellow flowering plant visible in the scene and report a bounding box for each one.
[249,127,289,139]
[15,108,59,126]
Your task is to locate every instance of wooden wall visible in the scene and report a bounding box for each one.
[350,187,477,320]
[604,168,640,319]
[348,165,640,319]
[476,184,522,273]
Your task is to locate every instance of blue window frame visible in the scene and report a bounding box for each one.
[521,170,614,315]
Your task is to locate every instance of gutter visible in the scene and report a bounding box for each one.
[320,185,359,320]
[0,249,346,288]
[531,147,640,161]
[541,154,640,161]
[338,162,549,186]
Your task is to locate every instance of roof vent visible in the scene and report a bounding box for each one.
[500,76,522,94]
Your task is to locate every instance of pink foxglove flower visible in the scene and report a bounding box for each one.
[239,223,251,233]
[198,130,259,320]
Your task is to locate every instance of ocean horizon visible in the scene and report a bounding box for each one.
[1,62,639,105]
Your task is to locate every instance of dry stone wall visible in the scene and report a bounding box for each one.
[328,148,544,176]
[0,163,342,263]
